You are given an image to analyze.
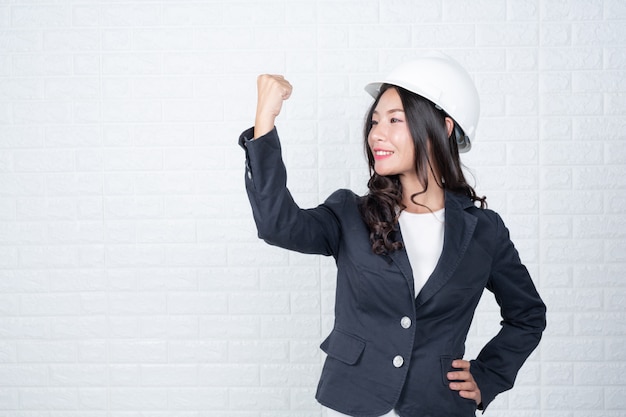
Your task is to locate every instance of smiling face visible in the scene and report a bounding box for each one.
[367,87,417,179]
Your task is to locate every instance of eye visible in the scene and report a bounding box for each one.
[370,119,379,126]
[390,117,402,123]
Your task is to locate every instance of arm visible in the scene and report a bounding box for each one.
[240,76,342,256]
[468,213,547,410]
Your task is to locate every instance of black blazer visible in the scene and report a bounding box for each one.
[240,127,546,417]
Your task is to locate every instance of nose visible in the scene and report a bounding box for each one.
[369,123,385,142]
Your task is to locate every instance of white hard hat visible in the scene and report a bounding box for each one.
[365,51,480,153]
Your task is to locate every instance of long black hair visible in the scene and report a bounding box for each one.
[359,84,486,255]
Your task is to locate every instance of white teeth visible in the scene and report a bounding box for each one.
[375,150,393,156]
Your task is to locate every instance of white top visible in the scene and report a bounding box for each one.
[323,209,445,417]
[398,208,445,297]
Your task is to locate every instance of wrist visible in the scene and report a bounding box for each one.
[254,113,276,139]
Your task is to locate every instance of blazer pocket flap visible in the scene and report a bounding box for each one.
[320,329,366,365]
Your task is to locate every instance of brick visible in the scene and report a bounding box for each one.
[197,364,259,387]
[17,341,77,363]
[318,50,378,74]
[507,49,539,71]
[477,23,538,46]
[0,30,42,52]
[229,292,290,315]
[139,316,199,339]
[77,388,107,410]
[100,4,160,27]
[108,341,167,364]
[101,29,131,51]
[199,316,260,339]
[542,239,604,263]
[349,25,412,49]
[573,21,626,45]
[168,387,228,410]
[229,387,290,410]
[317,0,378,24]
[167,340,227,363]
[542,337,604,361]
[108,388,168,410]
[541,0,603,20]
[540,48,603,71]
[0,387,19,409]
[0,365,48,386]
[167,292,227,315]
[541,142,604,165]
[50,364,108,386]
[0,78,42,99]
[540,167,572,189]
[413,24,476,47]
[13,102,72,124]
[139,364,197,386]
[19,388,79,409]
[71,5,99,27]
[508,0,539,21]
[542,362,574,386]
[543,387,603,410]
[261,316,320,339]
[576,313,626,336]
[162,3,222,26]
[102,53,161,75]
[261,364,320,386]
[73,54,100,75]
[51,317,107,339]
[546,313,574,337]
[77,340,107,363]
[227,340,289,364]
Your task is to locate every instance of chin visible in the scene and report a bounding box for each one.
[374,168,395,177]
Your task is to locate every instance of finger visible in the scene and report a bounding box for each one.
[449,381,475,391]
[447,370,472,381]
[281,84,292,100]
[273,77,292,98]
[258,75,292,100]
[459,389,480,401]
[452,359,470,370]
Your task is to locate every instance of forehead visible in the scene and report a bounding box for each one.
[374,87,404,112]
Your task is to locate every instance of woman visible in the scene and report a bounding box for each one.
[238,52,546,417]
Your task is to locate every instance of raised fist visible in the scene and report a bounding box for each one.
[254,74,293,138]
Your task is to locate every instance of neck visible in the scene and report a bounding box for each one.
[400,175,445,214]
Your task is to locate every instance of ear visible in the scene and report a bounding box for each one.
[444,117,455,138]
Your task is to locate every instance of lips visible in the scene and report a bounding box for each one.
[373,148,394,160]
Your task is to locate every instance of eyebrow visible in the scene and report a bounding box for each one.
[372,108,405,115]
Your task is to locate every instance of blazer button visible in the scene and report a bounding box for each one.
[393,355,404,368]
[400,316,412,329]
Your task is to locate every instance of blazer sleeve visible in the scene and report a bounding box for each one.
[470,212,547,411]
[239,127,342,256]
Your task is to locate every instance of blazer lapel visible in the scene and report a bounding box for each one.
[388,237,416,299]
[415,191,478,308]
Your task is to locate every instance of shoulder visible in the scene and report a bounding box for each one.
[445,191,509,243]
[446,190,502,225]
[320,189,364,223]
[324,189,361,209]
[470,206,502,227]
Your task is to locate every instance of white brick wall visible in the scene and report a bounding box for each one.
[0,0,624,415]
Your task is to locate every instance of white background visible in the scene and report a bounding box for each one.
[0,0,625,416]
